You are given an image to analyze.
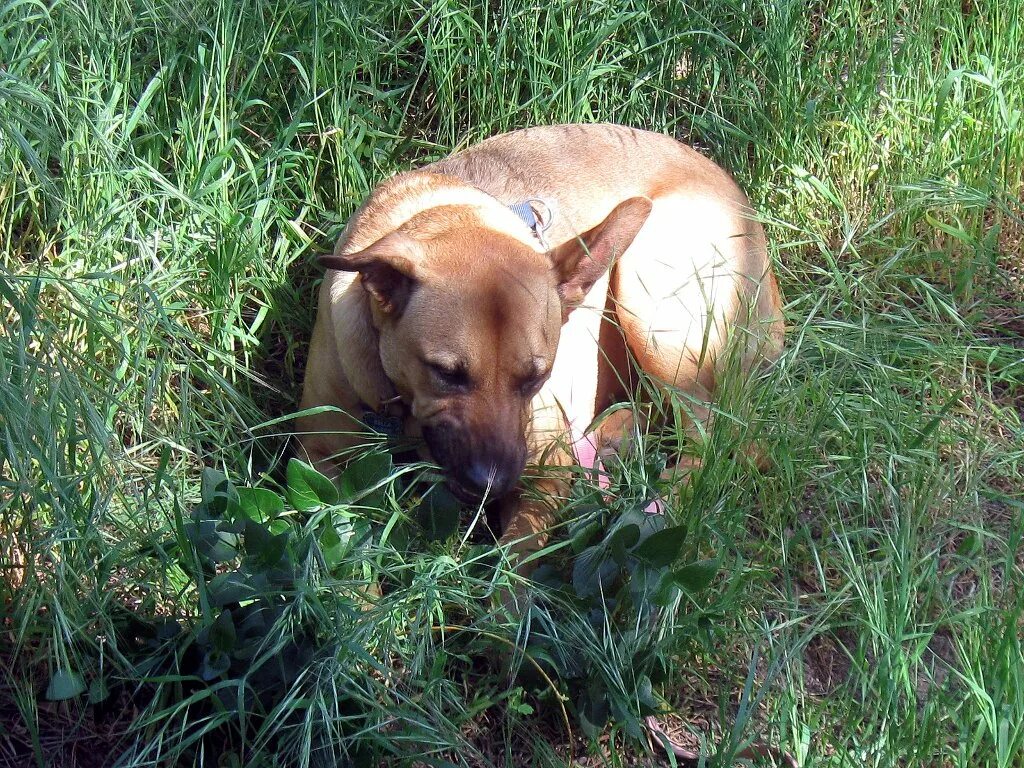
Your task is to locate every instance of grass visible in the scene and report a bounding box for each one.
[1,0,1023,765]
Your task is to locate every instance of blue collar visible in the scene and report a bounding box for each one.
[508,199,552,249]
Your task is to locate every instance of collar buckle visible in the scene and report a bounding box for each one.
[509,198,553,250]
[362,392,406,438]
[362,409,405,438]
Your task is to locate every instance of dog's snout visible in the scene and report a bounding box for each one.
[451,444,524,501]
[465,460,497,492]
[423,421,525,502]
[464,459,517,499]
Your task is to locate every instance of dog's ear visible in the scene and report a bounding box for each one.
[550,197,652,318]
[319,232,420,314]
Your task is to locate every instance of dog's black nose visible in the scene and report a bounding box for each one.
[422,423,525,502]
[464,460,516,499]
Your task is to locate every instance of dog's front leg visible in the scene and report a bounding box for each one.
[495,491,555,574]
[494,402,577,578]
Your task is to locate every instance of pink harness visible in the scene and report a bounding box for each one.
[568,419,665,515]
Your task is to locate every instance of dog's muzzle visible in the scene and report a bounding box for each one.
[421,423,526,503]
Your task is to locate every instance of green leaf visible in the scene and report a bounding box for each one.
[340,451,393,506]
[933,68,964,134]
[237,487,284,523]
[88,677,110,704]
[617,506,666,546]
[200,649,231,681]
[155,619,182,641]
[244,519,289,568]
[956,532,982,558]
[608,523,640,565]
[633,525,686,568]
[509,686,535,715]
[649,654,670,685]
[572,545,619,599]
[206,536,239,562]
[209,571,256,606]
[628,559,680,608]
[185,519,239,562]
[200,467,237,517]
[673,558,720,593]
[651,568,681,607]
[201,467,227,501]
[236,604,272,640]
[209,609,237,653]
[569,518,602,554]
[217,517,246,535]
[267,518,293,536]
[512,700,534,715]
[610,693,647,740]
[577,687,609,738]
[46,670,86,701]
[636,674,658,716]
[320,516,355,569]
[418,485,462,541]
[384,517,410,551]
[287,459,338,510]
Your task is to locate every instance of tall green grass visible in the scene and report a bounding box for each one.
[1,0,1022,765]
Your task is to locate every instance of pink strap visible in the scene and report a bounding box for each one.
[571,426,610,490]
[569,422,665,515]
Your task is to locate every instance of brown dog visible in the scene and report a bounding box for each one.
[296,123,783,560]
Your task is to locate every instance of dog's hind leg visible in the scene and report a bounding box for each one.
[611,193,783,478]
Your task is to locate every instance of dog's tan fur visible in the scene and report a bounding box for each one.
[297,123,783,561]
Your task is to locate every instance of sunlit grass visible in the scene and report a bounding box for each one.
[1,0,1022,765]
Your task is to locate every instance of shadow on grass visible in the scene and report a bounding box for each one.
[246,247,324,483]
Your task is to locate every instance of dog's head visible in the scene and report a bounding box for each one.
[320,195,651,503]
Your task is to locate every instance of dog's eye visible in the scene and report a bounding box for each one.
[428,361,470,391]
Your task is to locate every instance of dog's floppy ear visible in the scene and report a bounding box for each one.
[319,232,420,315]
[550,197,652,318]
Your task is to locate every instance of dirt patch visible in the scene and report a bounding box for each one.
[914,631,956,704]
[0,662,137,768]
[802,629,855,697]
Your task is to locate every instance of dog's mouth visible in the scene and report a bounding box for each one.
[444,464,522,504]
[415,440,491,504]
[445,476,493,505]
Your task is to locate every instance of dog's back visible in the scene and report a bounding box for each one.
[433,123,783,412]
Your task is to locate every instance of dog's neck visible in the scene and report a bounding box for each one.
[316,265,395,424]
